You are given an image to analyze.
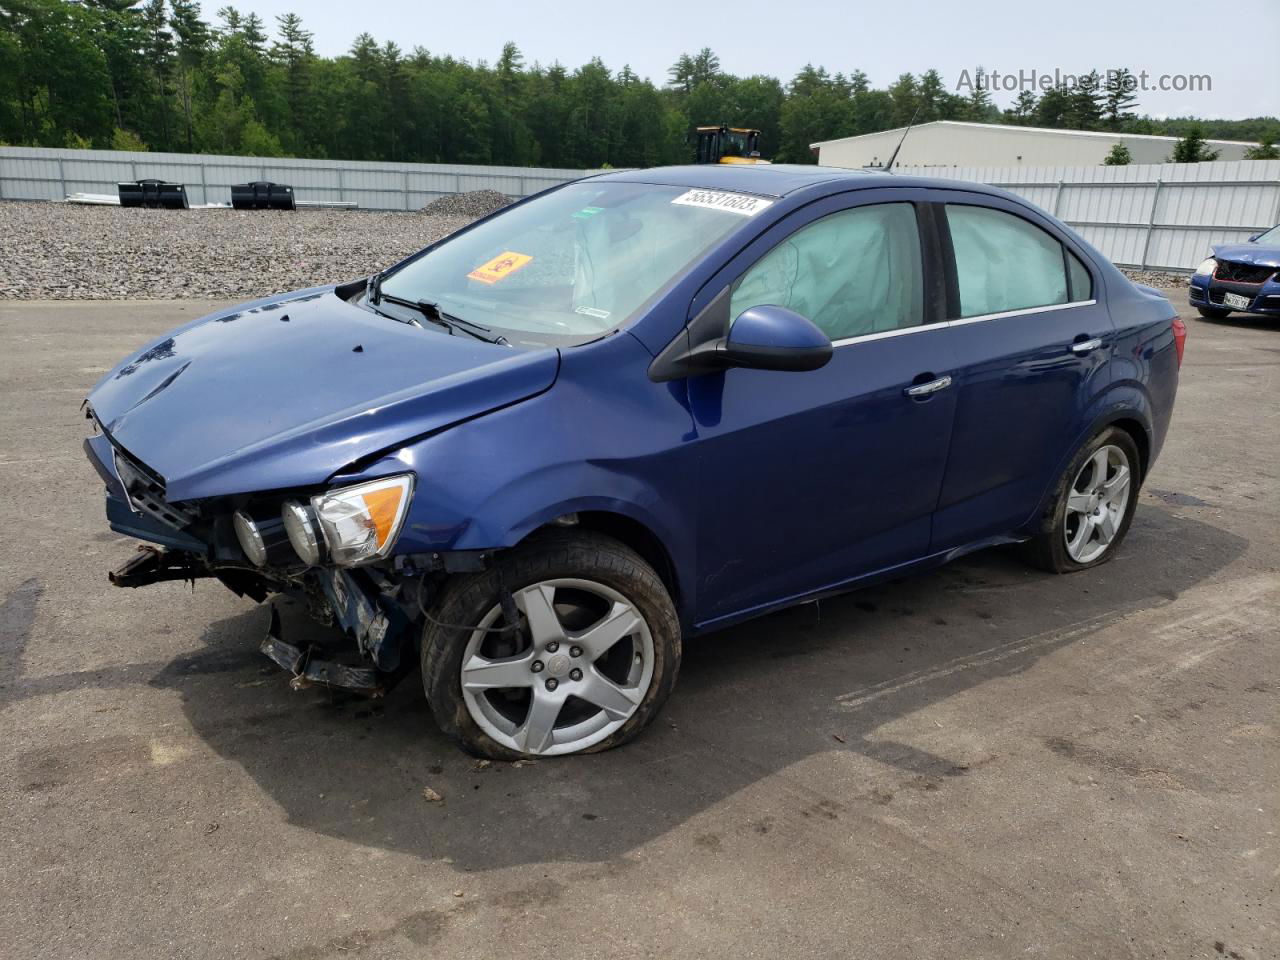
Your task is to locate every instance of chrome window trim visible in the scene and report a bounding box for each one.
[831,323,938,347]
[830,298,1097,348]
[947,299,1097,327]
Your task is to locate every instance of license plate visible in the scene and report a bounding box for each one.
[1224,292,1251,310]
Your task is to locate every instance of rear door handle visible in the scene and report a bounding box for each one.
[1071,337,1103,355]
[904,374,952,398]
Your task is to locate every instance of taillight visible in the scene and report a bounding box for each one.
[1171,316,1187,367]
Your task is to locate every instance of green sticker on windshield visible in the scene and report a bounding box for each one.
[572,206,604,220]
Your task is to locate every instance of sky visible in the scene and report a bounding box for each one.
[233,0,1278,120]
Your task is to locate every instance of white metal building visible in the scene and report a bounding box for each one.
[812,121,1259,169]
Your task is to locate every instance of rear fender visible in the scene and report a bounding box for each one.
[1019,382,1155,536]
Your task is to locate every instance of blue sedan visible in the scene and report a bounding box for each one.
[1189,224,1280,319]
[84,165,1184,758]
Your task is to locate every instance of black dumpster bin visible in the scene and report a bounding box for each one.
[230,181,296,211]
[117,179,189,209]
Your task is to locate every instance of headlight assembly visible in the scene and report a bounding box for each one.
[234,508,293,567]
[1194,257,1217,277]
[281,500,324,567]
[305,474,415,567]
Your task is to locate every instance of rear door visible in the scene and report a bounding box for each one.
[931,195,1113,550]
[688,189,958,626]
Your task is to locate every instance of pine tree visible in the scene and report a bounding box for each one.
[1007,90,1037,125]
[241,13,267,53]
[964,67,996,122]
[1169,124,1220,163]
[691,48,720,87]
[1103,68,1138,130]
[1103,143,1131,165]
[142,0,176,150]
[667,54,696,94]
[1035,85,1074,128]
[169,0,210,149]
[1067,70,1104,130]
[916,69,947,123]
[1244,137,1279,160]
[270,13,315,152]
[887,73,918,127]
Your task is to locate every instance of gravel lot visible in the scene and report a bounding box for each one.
[0,198,1190,301]
[0,296,1276,960]
[0,201,479,300]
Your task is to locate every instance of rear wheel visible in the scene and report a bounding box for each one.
[1197,305,1231,320]
[422,530,680,759]
[1024,427,1141,573]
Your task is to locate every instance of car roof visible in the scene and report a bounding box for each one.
[596,164,861,197]
[593,164,1006,201]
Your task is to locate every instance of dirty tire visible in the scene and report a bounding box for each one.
[1023,426,1142,574]
[421,529,681,759]
[1196,305,1231,320]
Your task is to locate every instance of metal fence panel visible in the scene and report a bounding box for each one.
[0,146,606,211]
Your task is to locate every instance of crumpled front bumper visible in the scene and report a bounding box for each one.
[313,566,413,673]
[1189,274,1280,316]
[85,432,207,553]
[89,422,418,693]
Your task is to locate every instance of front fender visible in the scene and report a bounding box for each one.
[348,330,700,621]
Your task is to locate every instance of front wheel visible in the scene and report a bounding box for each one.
[421,530,681,759]
[1197,305,1231,320]
[1024,426,1141,573]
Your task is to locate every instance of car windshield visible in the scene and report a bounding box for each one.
[378,181,755,348]
[1252,224,1280,245]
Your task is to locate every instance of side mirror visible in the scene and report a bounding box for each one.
[721,305,833,372]
[647,289,834,382]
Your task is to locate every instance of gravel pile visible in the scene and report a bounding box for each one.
[419,189,512,218]
[0,201,478,300]
[1119,269,1189,289]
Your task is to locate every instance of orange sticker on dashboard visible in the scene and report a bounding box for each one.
[467,251,533,284]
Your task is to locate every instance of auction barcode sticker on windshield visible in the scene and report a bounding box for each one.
[671,189,774,216]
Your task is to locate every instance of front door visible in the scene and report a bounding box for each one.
[688,195,958,627]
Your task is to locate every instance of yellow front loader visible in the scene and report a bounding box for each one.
[693,125,769,164]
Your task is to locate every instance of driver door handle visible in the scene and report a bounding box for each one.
[904,374,952,398]
[1071,337,1103,355]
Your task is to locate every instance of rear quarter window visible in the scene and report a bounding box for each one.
[1067,249,1093,301]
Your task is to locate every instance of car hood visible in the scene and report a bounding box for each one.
[1211,243,1280,268]
[87,288,559,501]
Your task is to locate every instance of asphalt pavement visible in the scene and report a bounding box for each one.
[0,295,1276,959]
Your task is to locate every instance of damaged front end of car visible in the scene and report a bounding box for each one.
[85,411,473,698]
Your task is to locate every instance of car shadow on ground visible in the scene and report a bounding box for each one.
[4,506,1247,872]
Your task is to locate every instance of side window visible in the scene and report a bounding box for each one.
[946,205,1072,318]
[730,202,923,341]
[1067,250,1093,301]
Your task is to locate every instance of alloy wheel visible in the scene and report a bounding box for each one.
[458,578,655,756]
[1063,443,1132,564]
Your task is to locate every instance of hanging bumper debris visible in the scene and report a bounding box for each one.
[260,606,385,697]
